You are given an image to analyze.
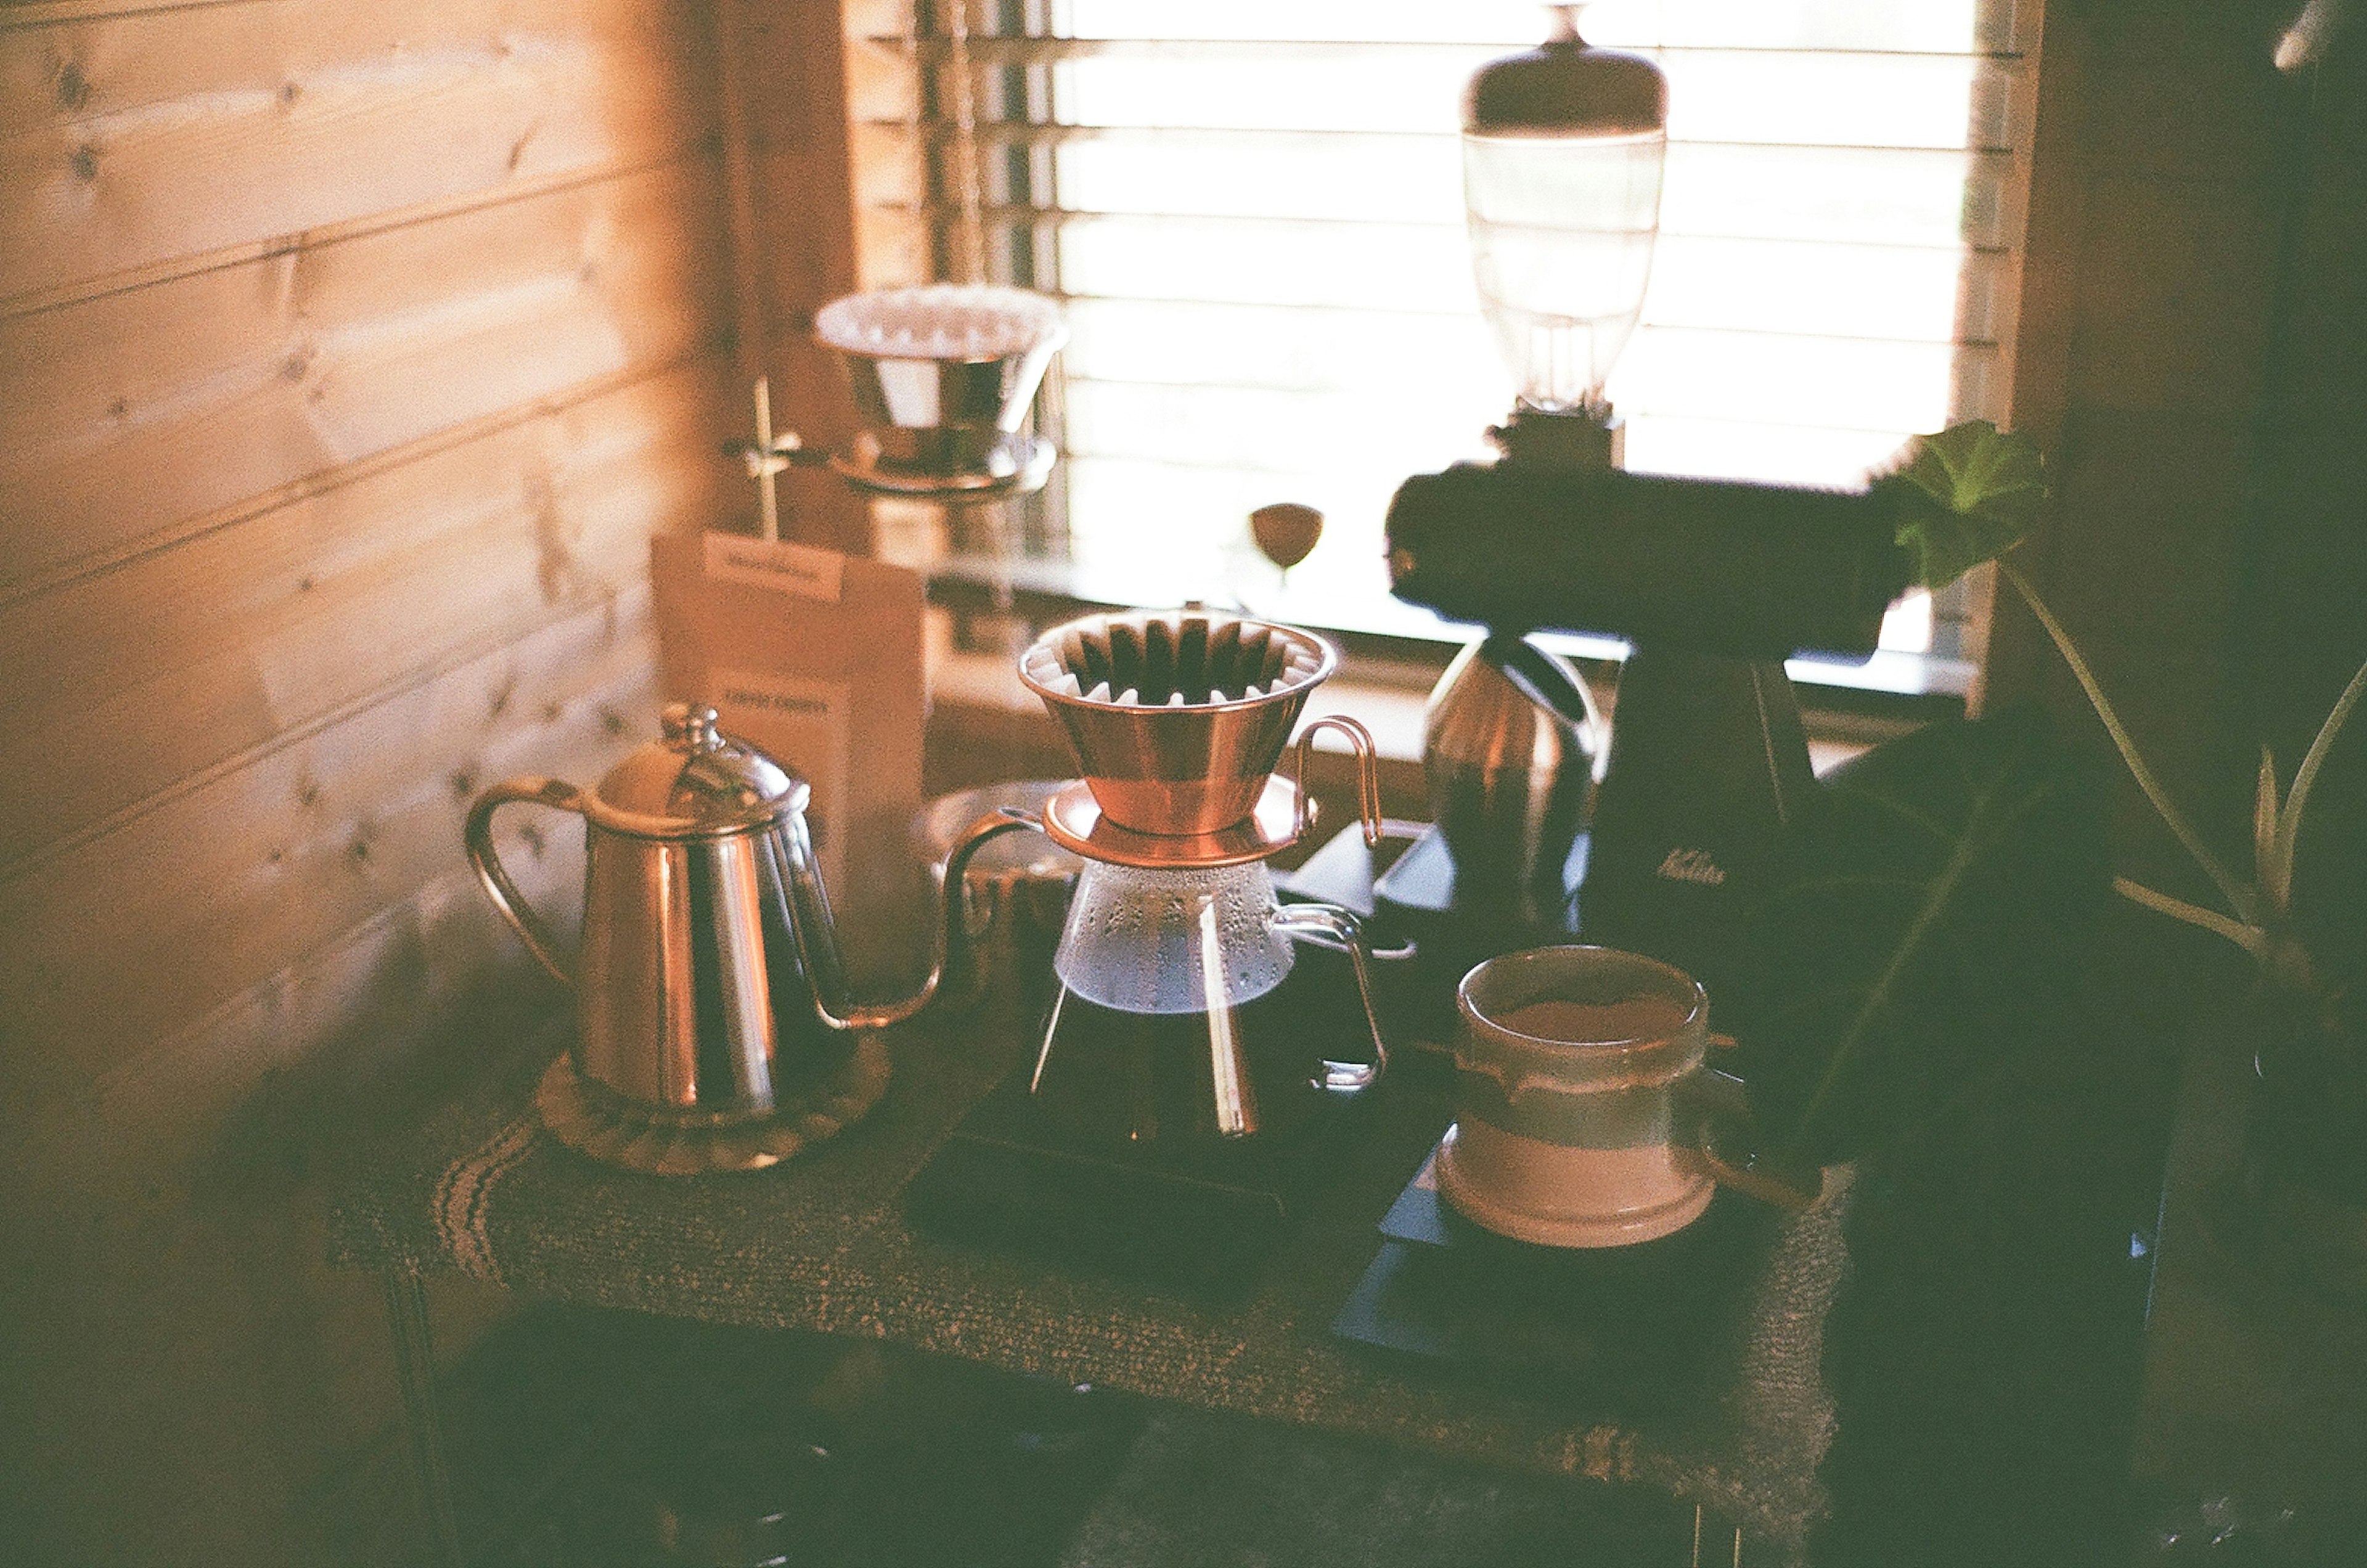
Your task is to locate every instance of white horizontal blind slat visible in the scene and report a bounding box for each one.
[891,41,2021,147]
[860,0,2035,658]
[862,125,2022,244]
[1047,219,2006,340]
[1055,0,2016,54]
[898,37,2024,63]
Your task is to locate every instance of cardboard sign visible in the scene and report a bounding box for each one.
[701,533,846,602]
[708,666,852,881]
[651,534,927,990]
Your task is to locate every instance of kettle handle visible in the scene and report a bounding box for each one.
[464,776,587,987]
[1483,631,1605,742]
[807,806,1046,1031]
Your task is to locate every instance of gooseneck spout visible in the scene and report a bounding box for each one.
[806,807,1047,1031]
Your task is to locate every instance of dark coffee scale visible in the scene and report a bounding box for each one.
[1332,1148,1776,1419]
[906,942,1380,1297]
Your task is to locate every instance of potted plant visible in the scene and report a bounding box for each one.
[1728,423,2363,1558]
[1894,423,2367,1275]
[1737,423,2361,1167]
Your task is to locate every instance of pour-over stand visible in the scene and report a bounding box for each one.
[730,284,1068,527]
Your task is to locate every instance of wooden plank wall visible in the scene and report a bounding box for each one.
[2234,22,2367,766]
[699,0,868,553]
[0,0,856,1559]
[1985,0,2299,900]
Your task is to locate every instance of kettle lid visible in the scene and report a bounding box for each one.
[591,703,810,836]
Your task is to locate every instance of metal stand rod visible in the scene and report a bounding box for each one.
[1688,1504,1747,1567]
[382,1267,463,1568]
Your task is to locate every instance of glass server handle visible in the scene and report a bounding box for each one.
[1269,900,1389,1093]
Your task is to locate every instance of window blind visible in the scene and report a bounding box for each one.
[849,0,2038,664]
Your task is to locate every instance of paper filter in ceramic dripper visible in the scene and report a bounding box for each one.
[813,285,1066,492]
[1017,610,1338,838]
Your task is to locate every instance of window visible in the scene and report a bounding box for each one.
[848,1,2037,680]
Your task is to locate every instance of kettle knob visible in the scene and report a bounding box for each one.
[661,702,723,750]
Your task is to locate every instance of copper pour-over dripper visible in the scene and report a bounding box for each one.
[1018,610,1381,868]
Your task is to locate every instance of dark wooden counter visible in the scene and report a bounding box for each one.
[330,993,1852,1554]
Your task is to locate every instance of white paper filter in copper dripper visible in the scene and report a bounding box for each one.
[813,285,1066,496]
[1017,609,1345,867]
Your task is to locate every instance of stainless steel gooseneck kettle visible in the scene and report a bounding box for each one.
[1423,632,1604,931]
[466,703,1029,1172]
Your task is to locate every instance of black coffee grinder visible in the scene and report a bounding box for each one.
[1371,12,1912,1011]
[1384,448,1909,1004]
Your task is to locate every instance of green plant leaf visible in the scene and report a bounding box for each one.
[2255,746,2281,910]
[2279,657,2367,1037]
[2001,560,2262,928]
[2269,654,2367,912]
[1733,708,2109,1167]
[2114,876,2267,956]
[1881,420,2050,590]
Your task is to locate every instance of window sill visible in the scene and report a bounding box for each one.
[914,550,1963,774]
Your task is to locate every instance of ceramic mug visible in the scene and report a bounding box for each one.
[1436,944,1807,1247]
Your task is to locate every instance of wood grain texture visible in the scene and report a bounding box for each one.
[0,0,759,1556]
[0,359,737,873]
[0,586,660,1095]
[750,147,866,550]
[853,190,926,290]
[735,0,867,552]
[1,0,716,303]
[2236,37,2367,764]
[0,595,662,1564]
[709,0,769,396]
[1981,0,2286,884]
[2,156,729,595]
[2064,173,2278,415]
[840,26,914,128]
[0,647,645,1564]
